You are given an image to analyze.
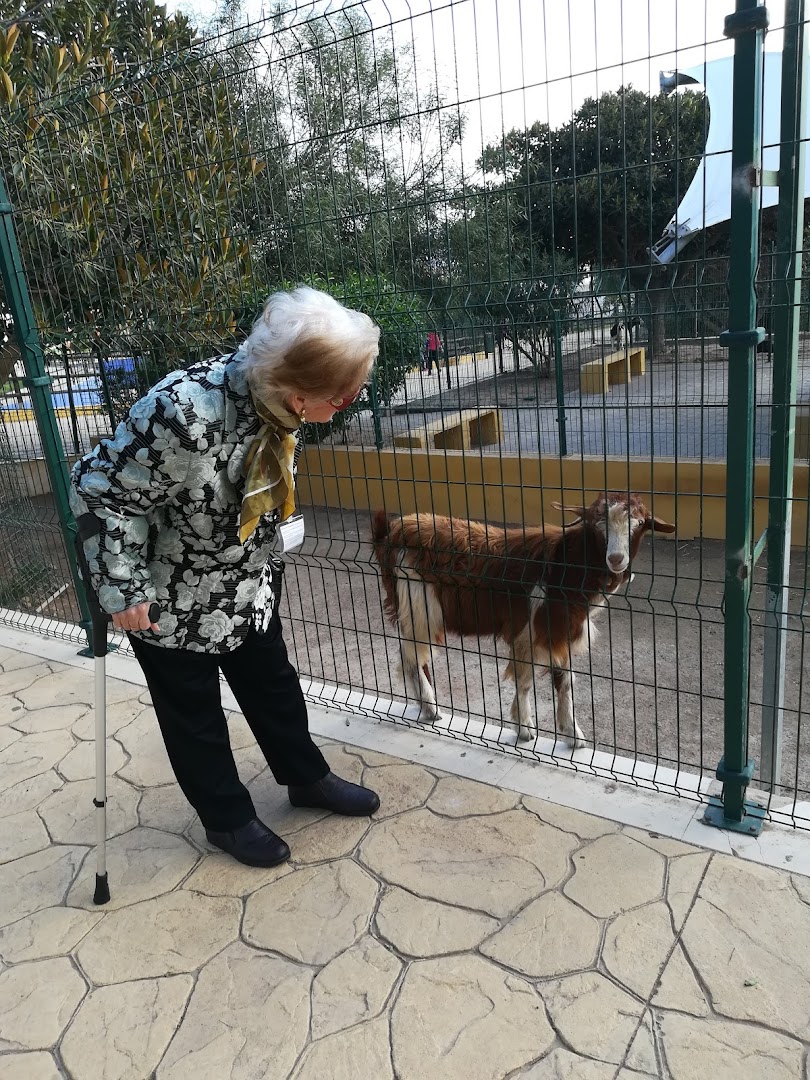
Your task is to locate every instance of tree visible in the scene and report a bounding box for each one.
[482,87,709,354]
[0,0,264,379]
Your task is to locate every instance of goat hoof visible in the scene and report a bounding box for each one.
[416,705,441,725]
[516,726,537,743]
[566,729,587,750]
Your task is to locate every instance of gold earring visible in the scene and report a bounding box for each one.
[300,406,306,423]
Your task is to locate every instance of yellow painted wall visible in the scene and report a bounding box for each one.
[298,445,810,545]
[17,443,809,547]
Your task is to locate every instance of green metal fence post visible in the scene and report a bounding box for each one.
[760,0,808,790]
[703,0,769,836]
[0,174,92,645]
[369,368,384,451]
[553,310,568,457]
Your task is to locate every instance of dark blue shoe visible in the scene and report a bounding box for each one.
[288,771,380,816]
[206,817,290,867]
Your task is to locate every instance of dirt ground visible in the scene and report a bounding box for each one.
[282,505,810,806]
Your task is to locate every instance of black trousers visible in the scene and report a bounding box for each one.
[128,615,329,831]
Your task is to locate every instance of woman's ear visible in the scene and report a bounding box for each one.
[285,393,306,418]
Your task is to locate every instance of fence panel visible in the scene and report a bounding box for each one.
[1,0,809,829]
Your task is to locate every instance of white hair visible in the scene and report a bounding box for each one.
[241,286,380,404]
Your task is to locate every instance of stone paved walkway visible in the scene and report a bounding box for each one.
[1,642,810,1080]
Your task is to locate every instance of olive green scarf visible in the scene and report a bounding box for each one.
[239,397,300,544]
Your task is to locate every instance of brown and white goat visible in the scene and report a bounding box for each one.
[372,493,675,747]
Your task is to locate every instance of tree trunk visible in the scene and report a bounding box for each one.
[646,282,668,358]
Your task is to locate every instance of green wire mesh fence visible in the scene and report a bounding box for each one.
[1,0,809,831]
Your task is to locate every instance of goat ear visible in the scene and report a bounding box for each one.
[552,501,585,520]
[646,515,676,534]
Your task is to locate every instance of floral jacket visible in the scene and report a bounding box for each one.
[69,352,293,653]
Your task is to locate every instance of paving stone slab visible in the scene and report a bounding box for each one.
[0,957,86,1051]
[792,873,810,905]
[11,704,88,735]
[0,725,22,751]
[320,743,366,784]
[625,1010,657,1075]
[392,954,552,1080]
[231,743,271,787]
[0,770,62,818]
[311,935,402,1039]
[0,809,50,864]
[71,698,146,741]
[375,885,498,957]
[292,1014,393,1080]
[183,852,292,897]
[0,648,50,672]
[360,807,577,919]
[0,845,86,927]
[427,775,518,817]
[681,857,810,1039]
[666,851,711,928]
[522,798,617,841]
[116,709,176,788]
[0,906,103,963]
[602,900,676,999]
[243,859,378,965]
[341,745,402,768]
[658,1012,804,1080]
[158,942,311,1080]
[0,695,26,726]
[61,975,192,1080]
[138,785,196,835]
[18,668,141,712]
[39,777,140,846]
[0,1051,62,1080]
[58,737,128,782]
[515,1049,632,1079]
[481,890,600,977]
[225,710,256,751]
[289,814,371,864]
[0,730,74,793]
[538,972,645,1066]
[0,662,52,698]
[623,826,701,857]
[363,762,435,818]
[564,833,665,918]
[652,942,710,1016]
[76,891,241,984]
[68,828,199,910]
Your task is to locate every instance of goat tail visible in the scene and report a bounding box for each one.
[371,509,389,545]
[370,510,399,625]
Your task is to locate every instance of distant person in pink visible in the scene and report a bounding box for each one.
[424,330,441,374]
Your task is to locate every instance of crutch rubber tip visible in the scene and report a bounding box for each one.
[93,873,111,905]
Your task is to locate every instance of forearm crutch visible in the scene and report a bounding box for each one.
[74,516,159,905]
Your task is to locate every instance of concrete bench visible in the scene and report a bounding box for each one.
[580,346,646,394]
[393,408,503,451]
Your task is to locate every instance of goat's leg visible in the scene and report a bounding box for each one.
[396,575,443,724]
[507,630,537,741]
[552,667,586,749]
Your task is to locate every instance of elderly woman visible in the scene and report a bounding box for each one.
[69,287,381,868]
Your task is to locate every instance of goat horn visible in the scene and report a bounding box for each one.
[552,501,585,517]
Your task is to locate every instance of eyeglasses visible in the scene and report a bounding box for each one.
[328,386,365,411]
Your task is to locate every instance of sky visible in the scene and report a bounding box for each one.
[177,0,788,174]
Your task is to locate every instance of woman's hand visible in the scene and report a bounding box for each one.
[111,603,160,633]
